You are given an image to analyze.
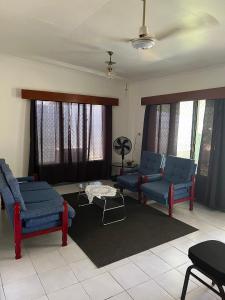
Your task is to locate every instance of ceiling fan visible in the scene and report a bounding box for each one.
[124,0,219,50]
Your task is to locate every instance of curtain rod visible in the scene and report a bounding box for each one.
[142,86,225,105]
[21,89,119,106]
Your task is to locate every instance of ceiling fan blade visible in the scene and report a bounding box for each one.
[155,27,183,41]
[155,13,219,41]
[53,49,102,55]
[102,35,132,43]
[138,49,161,61]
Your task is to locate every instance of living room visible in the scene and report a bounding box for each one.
[0,1,225,300]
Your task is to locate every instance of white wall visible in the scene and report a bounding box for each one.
[0,54,128,176]
[128,64,225,161]
[2,53,225,177]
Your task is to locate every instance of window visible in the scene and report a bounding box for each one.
[177,101,194,158]
[86,105,104,161]
[36,101,104,165]
[176,100,205,162]
[194,100,206,163]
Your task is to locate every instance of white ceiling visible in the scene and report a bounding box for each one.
[1,0,225,80]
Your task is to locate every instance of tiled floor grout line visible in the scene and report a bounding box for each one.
[47,282,91,299]
[1,183,224,300]
[56,185,225,299]
[105,271,137,300]
[127,259,177,299]
[0,273,7,300]
[129,249,199,299]
[26,249,49,300]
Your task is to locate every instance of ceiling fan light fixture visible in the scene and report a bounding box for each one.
[131,36,155,49]
[105,51,116,79]
[107,65,114,79]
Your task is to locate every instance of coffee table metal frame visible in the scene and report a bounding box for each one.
[99,192,126,226]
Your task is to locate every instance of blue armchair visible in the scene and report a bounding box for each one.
[0,159,75,259]
[117,152,163,201]
[141,156,196,217]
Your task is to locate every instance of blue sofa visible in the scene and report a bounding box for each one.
[141,156,196,217]
[117,152,163,201]
[0,159,75,259]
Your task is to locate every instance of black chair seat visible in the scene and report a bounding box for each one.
[188,240,225,284]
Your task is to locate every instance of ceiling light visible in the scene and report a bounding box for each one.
[105,51,116,79]
[131,36,155,49]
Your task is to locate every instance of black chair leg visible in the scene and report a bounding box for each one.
[218,285,225,300]
[181,266,192,300]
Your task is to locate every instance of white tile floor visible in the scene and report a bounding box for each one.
[0,180,225,299]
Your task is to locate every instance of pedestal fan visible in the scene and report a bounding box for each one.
[113,136,132,169]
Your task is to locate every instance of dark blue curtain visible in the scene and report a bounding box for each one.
[142,103,180,156]
[196,99,225,211]
[29,101,112,184]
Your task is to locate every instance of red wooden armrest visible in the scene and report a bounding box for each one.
[14,202,22,259]
[62,200,68,247]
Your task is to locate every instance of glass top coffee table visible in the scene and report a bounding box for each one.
[77,182,126,225]
[77,181,102,205]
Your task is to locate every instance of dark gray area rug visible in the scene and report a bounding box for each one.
[64,193,197,268]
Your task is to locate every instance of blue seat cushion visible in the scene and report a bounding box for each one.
[21,201,75,228]
[19,181,51,192]
[21,189,63,204]
[22,218,73,234]
[117,173,140,192]
[141,180,189,205]
[117,173,162,192]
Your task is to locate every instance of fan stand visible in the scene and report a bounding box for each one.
[121,151,125,172]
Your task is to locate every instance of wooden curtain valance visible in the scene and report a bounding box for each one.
[21,89,119,106]
[141,86,225,105]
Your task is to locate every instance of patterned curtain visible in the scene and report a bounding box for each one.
[142,103,180,156]
[29,101,112,184]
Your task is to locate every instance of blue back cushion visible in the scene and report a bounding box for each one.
[0,159,6,167]
[164,156,195,184]
[1,186,16,224]
[1,163,26,211]
[0,169,7,192]
[1,163,14,182]
[139,152,163,175]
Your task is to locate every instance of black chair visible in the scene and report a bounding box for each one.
[181,240,225,300]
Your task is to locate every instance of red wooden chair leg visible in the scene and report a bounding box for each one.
[138,191,142,203]
[141,176,149,204]
[168,184,174,217]
[137,175,142,203]
[62,200,68,247]
[14,202,22,259]
[189,199,194,211]
[189,176,195,211]
[1,198,5,210]
[143,194,148,205]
